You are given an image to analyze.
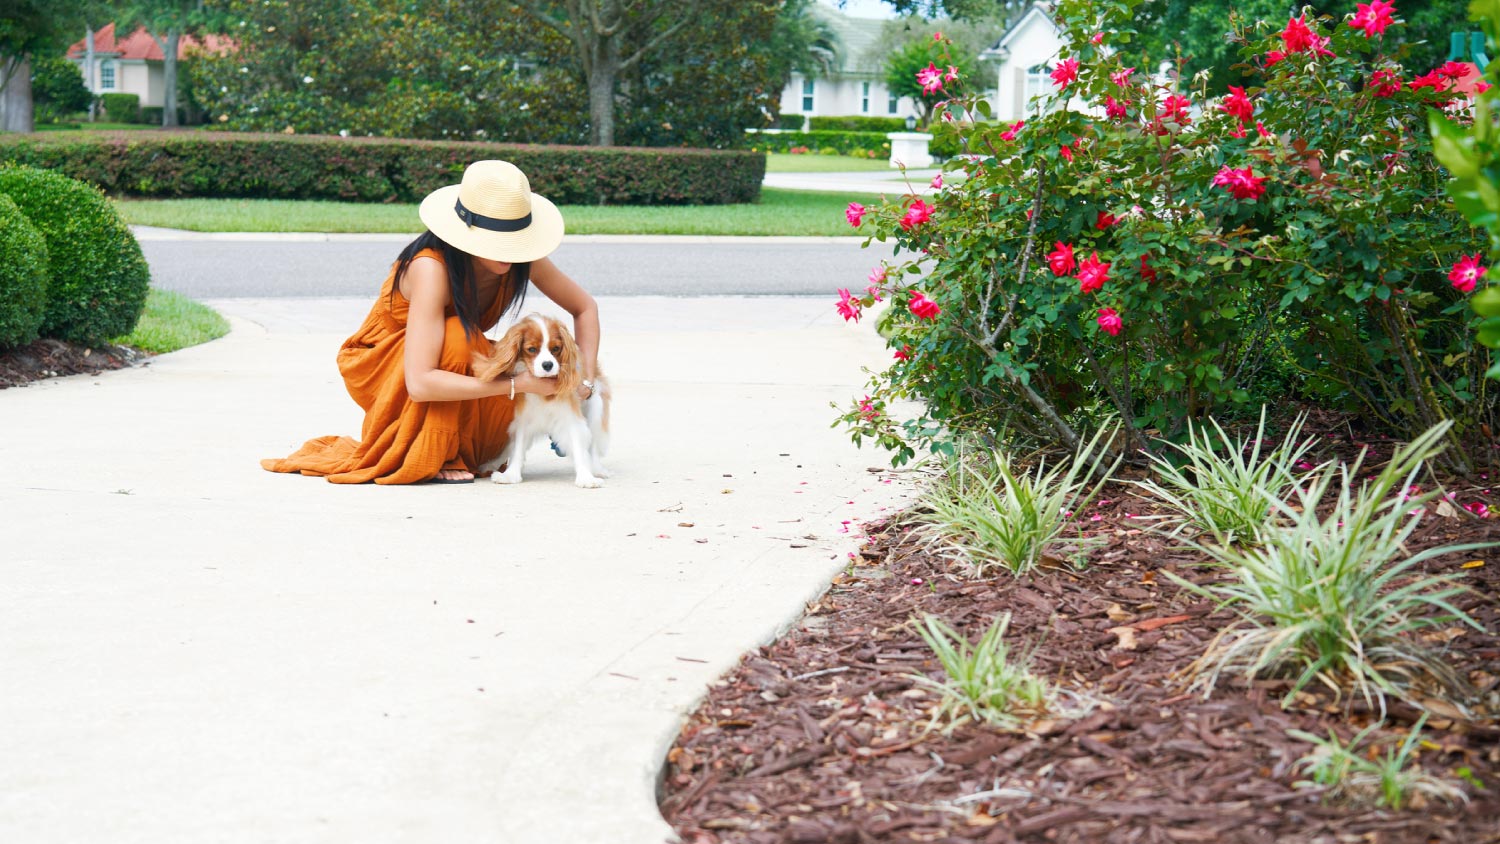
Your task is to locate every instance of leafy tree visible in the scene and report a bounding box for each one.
[513,0,701,146]
[116,0,230,127]
[885,34,979,124]
[0,0,93,132]
[31,54,93,123]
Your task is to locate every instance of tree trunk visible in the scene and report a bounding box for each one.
[156,31,181,127]
[86,27,97,122]
[0,56,34,134]
[587,37,619,146]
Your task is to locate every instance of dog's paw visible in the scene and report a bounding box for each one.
[591,466,612,479]
[574,475,604,489]
[492,472,522,485]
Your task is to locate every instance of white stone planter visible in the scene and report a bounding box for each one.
[886,132,934,169]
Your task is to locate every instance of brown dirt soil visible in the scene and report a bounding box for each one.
[0,339,148,389]
[660,415,1500,844]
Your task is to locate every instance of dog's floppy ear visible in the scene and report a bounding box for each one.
[553,318,583,401]
[472,323,524,382]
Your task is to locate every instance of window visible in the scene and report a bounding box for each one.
[99,60,116,91]
[888,89,898,114]
[801,78,814,112]
[861,82,870,114]
[1025,63,1052,111]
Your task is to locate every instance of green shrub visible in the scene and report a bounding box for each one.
[100,93,139,124]
[774,113,807,130]
[809,115,906,132]
[31,55,92,124]
[745,129,890,158]
[839,0,1492,470]
[0,194,49,349]
[0,132,765,206]
[0,166,150,345]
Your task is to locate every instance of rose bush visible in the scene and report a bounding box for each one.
[840,0,1492,471]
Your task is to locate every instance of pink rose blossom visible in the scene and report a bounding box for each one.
[917,62,944,94]
[1282,14,1315,52]
[836,288,861,322]
[845,202,865,227]
[1438,61,1472,81]
[1349,0,1396,37]
[1092,32,1105,45]
[1139,254,1158,282]
[1465,501,1491,518]
[1105,95,1128,119]
[894,344,912,361]
[1051,57,1080,89]
[944,65,959,83]
[1213,165,1268,200]
[1265,49,1288,66]
[1096,210,1119,230]
[1048,242,1076,276]
[858,397,879,422]
[1219,86,1253,121]
[1059,143,1075,163]
[1409,69,1446,91]
[1000,120,1025,141]
[1110,67,1135,87]
[1255,120,1272,138]
[1309,33,1335,58]
[1077,252,1111,293]
[1480,81,1494,93]
[930,173,943,189]
[1450,254,1485,292]
[1229,122,1248,138]
[899,198,933,230]
[909,291,942,320]
[1162,93,1192,125]
[864,283,884,302]
[1370,68,1402,97]
[868,265,887,286]
[1096,307,1123,336]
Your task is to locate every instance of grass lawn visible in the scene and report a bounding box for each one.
[111,289,230,354]
[765,152,892,173]
[114,188,873,237]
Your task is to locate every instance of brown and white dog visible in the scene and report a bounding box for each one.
[472,314,611,488]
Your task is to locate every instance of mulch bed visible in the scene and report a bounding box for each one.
[661,414,1500,843]
[0,339,147,389]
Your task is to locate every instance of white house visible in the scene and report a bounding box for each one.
[64,23,231,111]
[780,5,922,126]
[980,3,1087,122]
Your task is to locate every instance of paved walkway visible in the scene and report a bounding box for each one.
[1,280,917,840]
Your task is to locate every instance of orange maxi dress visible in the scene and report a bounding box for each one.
[261,248,516,484]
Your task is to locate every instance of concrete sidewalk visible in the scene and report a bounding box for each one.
[0,294,916,843]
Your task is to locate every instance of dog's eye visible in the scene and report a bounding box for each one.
[526,346,539,353]
[550,345,562,354]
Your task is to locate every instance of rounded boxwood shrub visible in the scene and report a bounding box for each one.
[0,166,150,345]
[0,194,49,349]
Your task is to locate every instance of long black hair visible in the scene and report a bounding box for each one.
[391,231,530,339]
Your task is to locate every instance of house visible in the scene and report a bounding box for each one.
[64,23,232,111]
[779,5,922,127]
[980,3,1087,122]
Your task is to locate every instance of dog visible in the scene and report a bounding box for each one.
[471,314,611,488]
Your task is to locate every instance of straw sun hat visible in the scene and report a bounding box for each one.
[418,160,564,263]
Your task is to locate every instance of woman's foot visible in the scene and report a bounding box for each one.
[436,468,474,482]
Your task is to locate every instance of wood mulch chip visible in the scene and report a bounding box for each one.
[0,338,147,389]
[661,414,1500,844]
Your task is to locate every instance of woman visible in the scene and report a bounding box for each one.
[261,160,600,484]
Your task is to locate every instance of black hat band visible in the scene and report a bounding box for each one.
[454,197,531,232]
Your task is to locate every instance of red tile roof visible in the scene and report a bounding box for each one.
[66,22,233,61]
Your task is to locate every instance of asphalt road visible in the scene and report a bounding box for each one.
[138,236,897,299]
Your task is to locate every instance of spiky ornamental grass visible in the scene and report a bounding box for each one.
[916,427,1120,577]
[1134,409,1322,546]
[1289,716,1468,810]
[1170,422,1490,713]
[912,613,1051,731]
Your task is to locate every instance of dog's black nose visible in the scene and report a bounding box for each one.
[541,360,554,372]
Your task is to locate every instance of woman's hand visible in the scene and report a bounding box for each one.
[514,372,560,397]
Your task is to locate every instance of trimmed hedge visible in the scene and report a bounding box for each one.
[0,194,49,349]
[100,93,139,124]
[0,132,766,205]
[809,116,907,132]
[0,166,150,345]
[774,113,807,130]
[746,130,890,159]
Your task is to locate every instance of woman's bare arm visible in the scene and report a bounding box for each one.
[530,256,600,387]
